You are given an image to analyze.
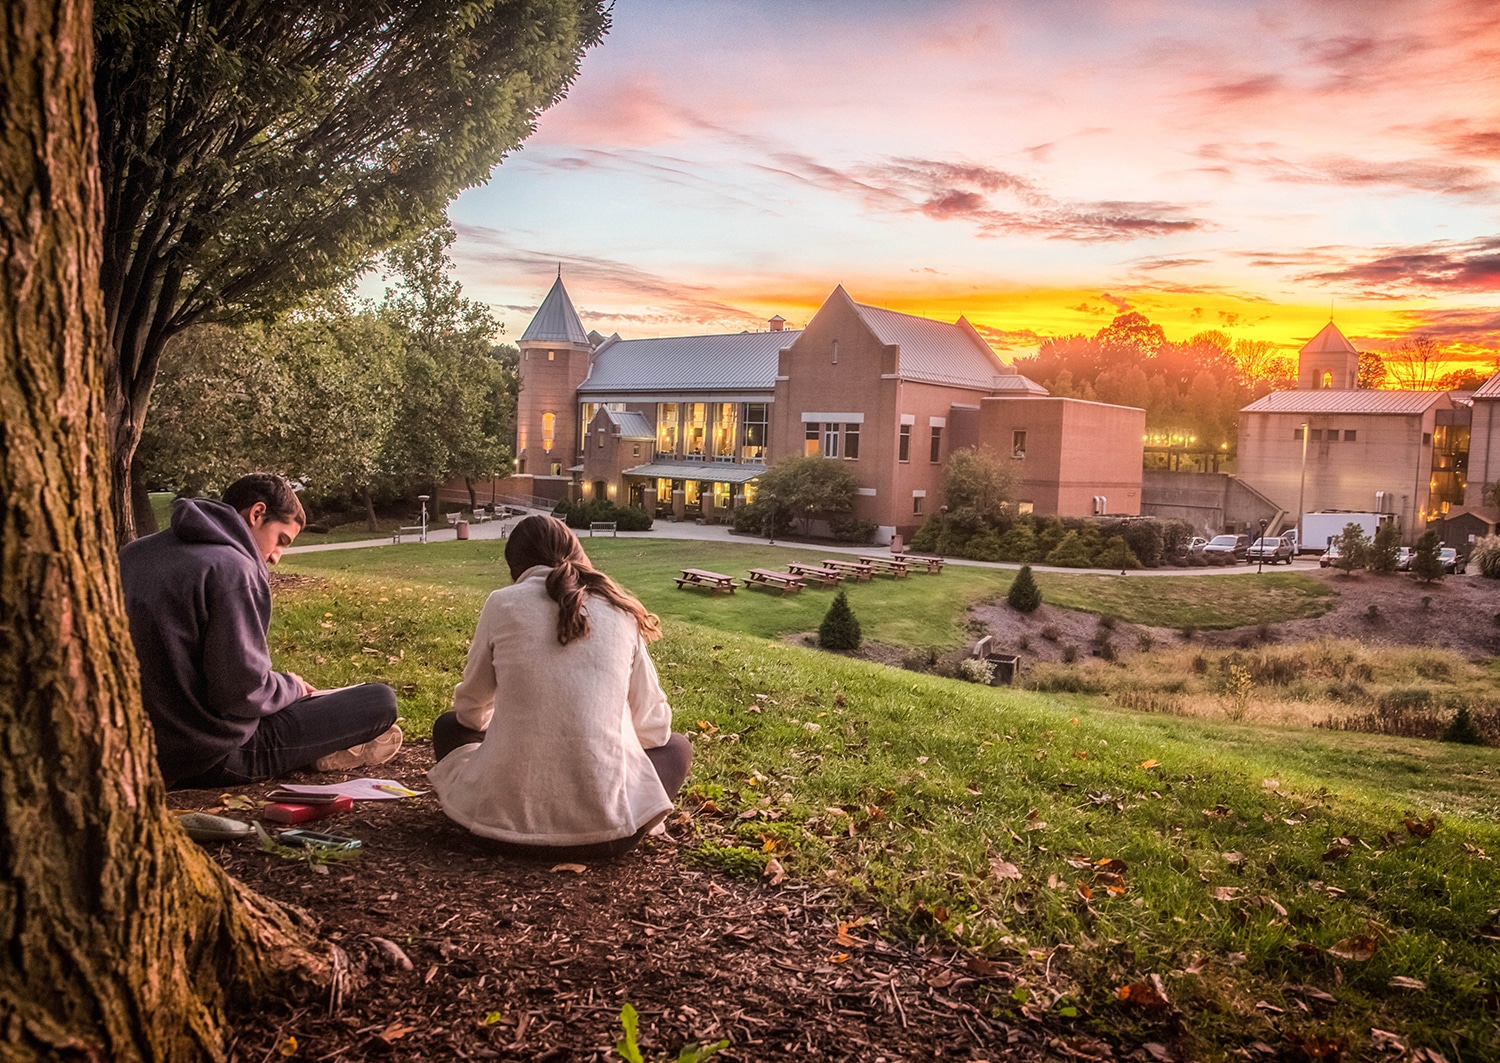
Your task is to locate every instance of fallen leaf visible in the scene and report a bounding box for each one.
[925,967,956,988]
[1253,1001,1284,1014]
[377,1023,416,1044]
[1116,976,1170,1010]
[695,720,719,735]
[1322,844,1352,863]
[1387,976,1426,990]
[1368,1029,1405,1052]
[1202,805,1229,818]
[1222,851,1246,866]
[834,921,866,947]
[278,1036,297,1058]
[1095,857,1127,873]
[966,956,1002,977]
[1327,935,1379,961]
[483,1011,504,1026]
[990,858,1023,881]
[1262,779,1279,789]
[828,952,850,963]
[550,863,587,874]
[1213,887,1241,901]
[1404,816,1438,838]
[763,857,786,886]
[1285,984,1337,1004]
[1290,1033,1346,1060]
[220,793,257,811]
[1072,750,1090,760]
[1143,1043,1172,1062]
[1139,759,1159,770]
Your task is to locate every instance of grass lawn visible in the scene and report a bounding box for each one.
[267,541,1497,1058]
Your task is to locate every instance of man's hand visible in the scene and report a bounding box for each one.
[288,673,317,697]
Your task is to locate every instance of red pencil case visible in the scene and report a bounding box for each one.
[262,795,354,824]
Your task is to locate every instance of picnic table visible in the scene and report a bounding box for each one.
[785,561,844,586]
[674,568,737,594]
[902,554,945,574]
[859,555,910,578]
[821,558,874,581]
[742,568,805,595]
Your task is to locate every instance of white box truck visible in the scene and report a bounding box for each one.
[1299,512,1392,553]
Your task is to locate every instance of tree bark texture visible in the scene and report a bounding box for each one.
[1,4,336,1059]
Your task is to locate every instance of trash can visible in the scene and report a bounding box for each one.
[456,520,469,541]
[987,653,1021,686]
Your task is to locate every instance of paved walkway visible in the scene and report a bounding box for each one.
[285,511,1321,578]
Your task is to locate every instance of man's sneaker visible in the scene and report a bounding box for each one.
[314,724,403,772]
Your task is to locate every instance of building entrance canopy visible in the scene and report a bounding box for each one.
[622,461,763,484]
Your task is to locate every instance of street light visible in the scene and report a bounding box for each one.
[1257,517,1269,574]
[937,505,949,558]
[1294,421,1310,544]
[417,494,430,544]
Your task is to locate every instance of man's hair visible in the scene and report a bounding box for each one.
[221,474,305,528]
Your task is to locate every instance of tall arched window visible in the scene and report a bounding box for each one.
[1322,371,1334,388]
[541,412,556,452]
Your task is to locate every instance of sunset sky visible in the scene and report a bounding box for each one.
[442,0,1500,372]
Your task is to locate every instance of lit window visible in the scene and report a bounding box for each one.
[633,443,641,458]
[899,424,911,462]
[1321,371,1332,387]
[541,412,556,452]
[657,403,679,456]
[805,423,819,457]
[548,350,555,362]
[1012,430,1027,459]
[685,403,707,458]
[741,403,768,463]
[844,423,860,460]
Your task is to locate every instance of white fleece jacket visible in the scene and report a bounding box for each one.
[427,565,674,845]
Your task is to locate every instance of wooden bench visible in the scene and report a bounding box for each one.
[742,568,805,595]
[589,521,617,537]
[902,554,945,574]
[859,555,910,578]
[674,568,737,594]
[470,508,493,524]
[786,561,844,586]
[821,558,874,581]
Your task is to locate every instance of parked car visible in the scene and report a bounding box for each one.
[1246,536,1296,564]
[1319,542,1340,568]
[1439,547,1467,574]
[1202,534,1250,563]
[1395,546,1413,571]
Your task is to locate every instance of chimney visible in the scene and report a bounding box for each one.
[768,314,785,333]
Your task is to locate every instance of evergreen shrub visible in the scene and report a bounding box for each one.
[818,590,862,650]
[1007,564,1042,612]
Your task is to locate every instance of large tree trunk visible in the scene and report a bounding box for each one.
[0,4,337,1060]
[363,486,380,532]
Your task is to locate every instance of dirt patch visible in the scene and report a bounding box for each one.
[969,569,1500,664]
[181,748,1088,1063]
[269,572,330,592]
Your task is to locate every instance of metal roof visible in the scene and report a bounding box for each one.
[1299,321,1359,355]
[849,298,1047,392]
[519,275,591,347]
[600,409,654,439]
[578,331,799,394]
[1473,371,1500,399]
[622,460,764,484]
[1241,389,1448,415]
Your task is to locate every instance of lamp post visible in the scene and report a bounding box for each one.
[1257,517,1269,575]
[417,494,430,544]
[1294,421,1310,544]
[937,505,949,558]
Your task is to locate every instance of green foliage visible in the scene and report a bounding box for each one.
[1036,516,1067,558]
[1117,521,1163,568]
[754,456,859,536]
[818,590,862,651]
[730,495,795,538]
[1333,522,1370,575]
[956,657,996,684]
[1369,521,1401,573]
[1096,536,1142,571]
[942,446,1018,526]
[1007,565,1042,613]
[1411,530,1445,583]
[1044,530,1094,567]
[95,0,609,520]
[615,1002,645,1063]
[827,515,877,544]
[1443,705,1485,745]
[1470,535,1500,579]
[996,521,1039,562]
[553,498,653,531]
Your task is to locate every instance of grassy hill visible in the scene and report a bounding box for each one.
[273,541,1497,1059]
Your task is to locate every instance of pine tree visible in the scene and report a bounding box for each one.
[1007,565,1043,613]
[1411,529,1444,583]
[818,590,862,650]
[1368,521,1400,573]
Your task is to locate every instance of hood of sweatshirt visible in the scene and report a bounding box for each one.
[170,497,264,569]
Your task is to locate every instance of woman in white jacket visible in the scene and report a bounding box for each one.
[428,515,691,858]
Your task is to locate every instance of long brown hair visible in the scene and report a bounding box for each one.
[505,515,661,645]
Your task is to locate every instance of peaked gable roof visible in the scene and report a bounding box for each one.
[598,409,655,440]
[520,275,591,347]
[835,287,1046,393]
[1472,371,1500,399]
[578,330,801,394]
[1300,321,1358,355]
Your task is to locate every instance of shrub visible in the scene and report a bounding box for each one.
[1116,521,1164,568]
[1471,535,1500,579]
[732,496,793,538]
[1332,522,1369,575]
[828,515,877,544]
[901,646,941,672]
[1096,536,1142,570]
[996,521,1039,563]
[1365,604,1381,623]
[818,590,862,651]
[1136,632,1155,653]
[963,529,1006,562]
[1036,516,1068,558]
[1369,521,1401,573]
[908,515,944,553]
[1411,529,1444,583]
[1095,639,1117,662]
[553,498,652,531]
[956,657,996,684]
[1045,530,1093,567]
[1443,705,1485,745]
[1040,624,1061,641]
[1060,644,1078,663]
[1007,564,1042,612]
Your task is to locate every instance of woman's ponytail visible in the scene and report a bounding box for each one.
[505,515,661,645]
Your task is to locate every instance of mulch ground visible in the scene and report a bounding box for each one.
[174,747,1123,1063]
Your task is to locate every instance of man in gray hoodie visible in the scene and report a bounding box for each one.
[120,474,401,788]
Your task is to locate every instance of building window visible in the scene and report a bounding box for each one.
[579,403,600,445]
[657,478,672,504]
[832,340,839,365]
[597,428,605,448]
[899,424,911,462]
[1344,430,1357,442]
[1423,432,1432,445]
[743,481,757,504]
[930,426,942,463]
[657,403,679,456]
[711,402,737,462]
[548,350,555,362]
[1310,429,1323,441]
[1294,427,1304,441]
[822,422,840,459]
[913,494,924,516]
[1321,371,1332,387]
[633,443,641,458]
[685,403,707,458]
[549,462,562,476]
[1012,430,1027,459]
[684,480,702,506]
[805,423,819,457]
[713,482,731,509]
[741,403,768,463]
[844,423,860,460]
[518,457,527,473]
[1018,501,1034,516]
[541,411,556,452]
[1327,427,1339,442]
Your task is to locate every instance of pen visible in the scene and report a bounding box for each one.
[374,784,416,796]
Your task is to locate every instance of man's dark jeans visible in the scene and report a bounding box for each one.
[176,683,398,788]
[432,710,692,859]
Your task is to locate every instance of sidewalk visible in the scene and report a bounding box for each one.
[284,512,1312,578]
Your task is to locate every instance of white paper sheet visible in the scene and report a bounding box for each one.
[277,778,427,800]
